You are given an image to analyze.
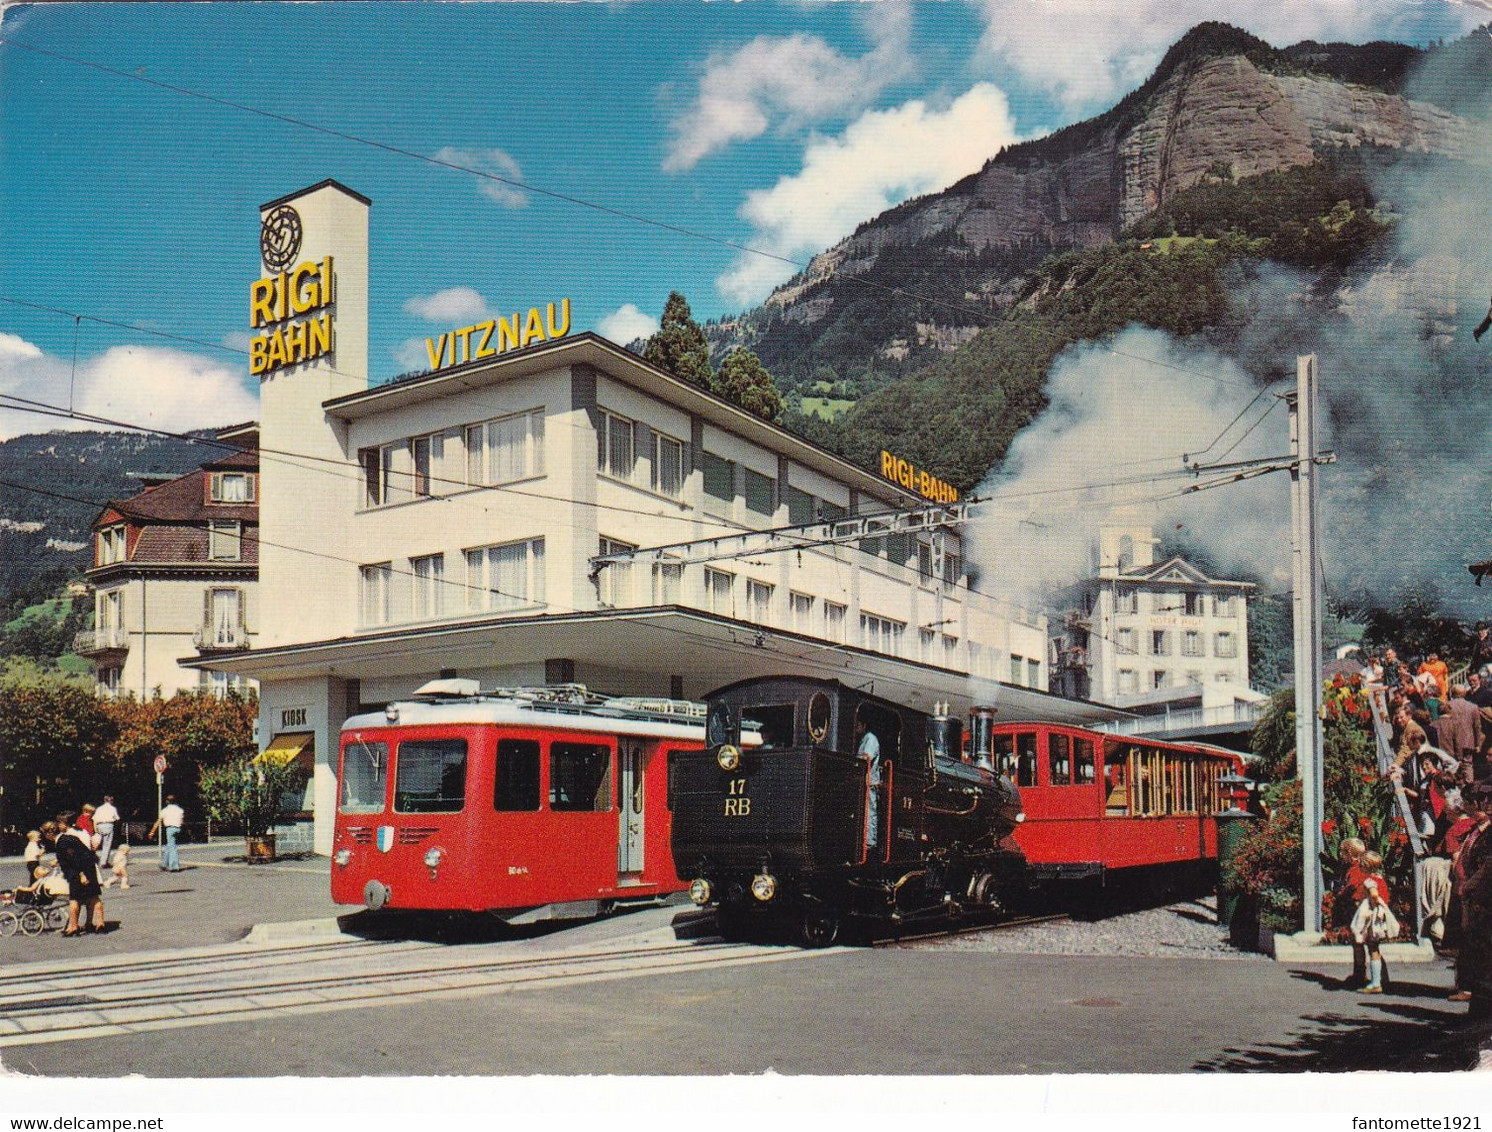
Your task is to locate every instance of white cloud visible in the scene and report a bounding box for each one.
[974,0,1486,113]
[0,332,43,362]
[433,147,529,208]
[664,2,913,171]
[0,335,257,441]
[403,287,492,323]
[595,303,659,345]
[716,83,1023,307]
[392,338,435,373]
[221,330,254,352]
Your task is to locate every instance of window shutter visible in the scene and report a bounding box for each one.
[246,474,256,503]
[203,588,212,633]
[237,588,246,631]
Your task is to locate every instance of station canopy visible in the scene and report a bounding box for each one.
[193,607,1127,727]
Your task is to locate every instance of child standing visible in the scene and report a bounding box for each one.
[102,843,130,889]
[22,830,43,883]
[1351,850,1401,994]
[1333,837,1369,987]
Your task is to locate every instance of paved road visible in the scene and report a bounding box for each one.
[0,903,1484,1076]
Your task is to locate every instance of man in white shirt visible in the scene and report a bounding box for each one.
[93,795,120,868]
[148,796,185,872]
[856,716,882,854]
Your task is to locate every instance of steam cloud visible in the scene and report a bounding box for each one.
[968,37,1492,618]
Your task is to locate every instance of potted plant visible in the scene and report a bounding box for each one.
[199,753,310,861]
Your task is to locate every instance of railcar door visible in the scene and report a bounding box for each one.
[617,737,646,880]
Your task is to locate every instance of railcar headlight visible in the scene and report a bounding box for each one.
[1015,812,1026,823]
[334,848,351,867]
[423,846,445,879]
[716,744,741,772]
[689,878,713,906]
[750,873,777,902]
[385,704,400,723]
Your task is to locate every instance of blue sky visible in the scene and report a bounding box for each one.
[0,1,1484,438]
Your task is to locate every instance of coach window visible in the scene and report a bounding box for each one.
[1015,732,1038,788]
[340,739,388,813]
[394,739,467,813]
[1074,737,1096,784]
[1105,748,1130,815]
[551,742,612,811]
[494,739,541,811]
[994,734,1017,779]
[1047,733,1072,785]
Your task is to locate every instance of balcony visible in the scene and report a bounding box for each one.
[73,626,128,657]
[1099,698,1266,738]
[193,624,248,651]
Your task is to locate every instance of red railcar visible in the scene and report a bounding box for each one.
[984,718,1243,881]
[331,681,715,920]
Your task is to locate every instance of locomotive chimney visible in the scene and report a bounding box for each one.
[928,702,963,765]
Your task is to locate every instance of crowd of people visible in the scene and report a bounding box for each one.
[6,793,187,938]
[1338,630,1492,1019]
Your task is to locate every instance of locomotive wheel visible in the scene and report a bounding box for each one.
[798,906,840,948]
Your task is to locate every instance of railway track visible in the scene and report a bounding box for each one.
[0,927,830,1050]
[874,910,1071,947]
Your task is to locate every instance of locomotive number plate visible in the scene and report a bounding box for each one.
[724,777,751,817]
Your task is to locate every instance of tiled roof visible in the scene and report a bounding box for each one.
[202,448,259,471]
[131,524,258,565]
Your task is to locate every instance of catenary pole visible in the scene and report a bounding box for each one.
[1289,355,1326,935]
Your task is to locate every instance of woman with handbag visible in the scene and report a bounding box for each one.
[1350,851,1400,995]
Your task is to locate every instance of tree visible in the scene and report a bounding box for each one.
[199,753,309,842]
[643,292,714,387]
[0,672,117,832]
[713,347,784,422]
[104,690,258,824]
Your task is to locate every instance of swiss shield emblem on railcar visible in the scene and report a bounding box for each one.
[376,826,395,853]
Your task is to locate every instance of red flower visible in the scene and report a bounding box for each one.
[1359,816,1373,833]
[1322,819,1338,835]
[1350,673,1362,687]
[1333,674,1345,688]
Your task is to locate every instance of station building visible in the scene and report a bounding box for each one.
[204,181,1120,854]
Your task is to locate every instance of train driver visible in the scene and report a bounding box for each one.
[856,714,882,851]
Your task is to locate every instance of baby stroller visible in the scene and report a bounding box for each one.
[0,884,69,937]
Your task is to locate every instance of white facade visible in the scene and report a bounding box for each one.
[85,575,257,700]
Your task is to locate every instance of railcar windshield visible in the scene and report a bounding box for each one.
[340,738,388,813]
[394,739,468,813]
[745,704,795,749]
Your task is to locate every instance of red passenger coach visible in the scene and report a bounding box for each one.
[983,718,1243,881]
[331,680,711,920]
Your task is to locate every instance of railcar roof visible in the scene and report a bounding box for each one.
[341,698,711,742]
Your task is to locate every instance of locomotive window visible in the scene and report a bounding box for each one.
[339,739,387,813]
[1015,732,1038,788]
[494,739,541,812]
[746,704,795,749]
[706,700,733,748]
[394,739,467,813]
[551,742,611,811]
[994,734,1017,779]
[1075,738,1096,784]
[1047,734,1072,785]
[808,692,831,744]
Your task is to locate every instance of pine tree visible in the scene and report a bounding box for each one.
[714,347,783,422]
[643,292,714,388]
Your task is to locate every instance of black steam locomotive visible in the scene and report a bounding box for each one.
[668,676,1026,945]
